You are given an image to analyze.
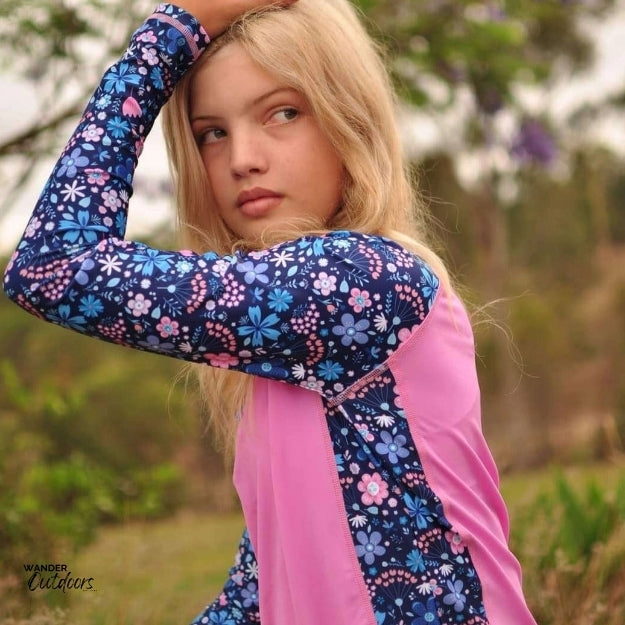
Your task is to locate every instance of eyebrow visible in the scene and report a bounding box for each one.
[190,87,300,124]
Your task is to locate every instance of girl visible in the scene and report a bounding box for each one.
[3,1,537,623]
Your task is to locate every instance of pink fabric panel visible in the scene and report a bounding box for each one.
[390,289,537,625]
[233,378,376,625]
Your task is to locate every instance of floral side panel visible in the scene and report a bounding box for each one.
[326,372,489,625]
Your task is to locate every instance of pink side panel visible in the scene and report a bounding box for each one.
[233,379,376,625]
[390,289,538,625]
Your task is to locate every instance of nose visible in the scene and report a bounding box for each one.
[229,127,268,178]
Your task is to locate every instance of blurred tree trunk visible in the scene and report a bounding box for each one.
[473,181,552,468]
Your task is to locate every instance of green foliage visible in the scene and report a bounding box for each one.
[0,292,206,615]
[352,0,614,114]
[507,466,625,624]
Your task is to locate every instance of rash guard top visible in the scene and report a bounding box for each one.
[3,5,537,625]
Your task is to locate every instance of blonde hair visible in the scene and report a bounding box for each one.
[162,0,451,453]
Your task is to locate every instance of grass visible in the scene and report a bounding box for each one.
[4,460,625,624]
[3,513,245,625]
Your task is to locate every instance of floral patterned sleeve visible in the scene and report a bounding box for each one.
[2,5,439,398]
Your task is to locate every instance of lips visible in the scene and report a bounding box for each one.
[236,187,284,218]
[236,187,283,208]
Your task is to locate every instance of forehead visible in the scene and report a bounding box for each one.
[189,42,291,116]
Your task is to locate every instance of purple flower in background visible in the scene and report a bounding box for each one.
[511,118,557,165]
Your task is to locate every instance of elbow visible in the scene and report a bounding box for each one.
[2,249,21,304]
[3,246,45,319]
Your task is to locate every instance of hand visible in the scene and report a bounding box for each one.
[173,0,299,38]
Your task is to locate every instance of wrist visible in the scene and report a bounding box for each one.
[170,1,229,38]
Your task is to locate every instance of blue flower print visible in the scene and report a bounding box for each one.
[150,66,164,90]
[208,611,236,625]
[403,492,434,529]
[106,116,131,139]
[115,212,126,234]
[48,305,86,331]
[165,26,186,54]
[78,295,104,318]
[411,597,440,625]
[355,530,385,565]
[132,248,174,275]
[238,306,281,347]
[267,288,293,312]
[443,579,467,613]
[317,359,345,381]
[240,582,259,608]
[236,261,270,285]
[102,62,142,93]
[175,258,193,274]
[332,313,369,346]
[375,431,409,463]
[406,548,426,573]
[58,210,108,244]
[94,94,111,110]
[58,148,89,178]
[420,266,439,308]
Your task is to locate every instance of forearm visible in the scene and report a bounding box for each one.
[3,5,209,309]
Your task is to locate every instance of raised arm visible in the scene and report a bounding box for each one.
[3,2,438,399]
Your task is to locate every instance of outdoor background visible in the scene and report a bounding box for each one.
[1,0,625,623]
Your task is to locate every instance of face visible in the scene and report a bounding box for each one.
[189,42,345,244]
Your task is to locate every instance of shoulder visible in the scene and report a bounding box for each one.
[260,230,441,307]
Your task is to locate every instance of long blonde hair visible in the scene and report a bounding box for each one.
[162,0,450,453]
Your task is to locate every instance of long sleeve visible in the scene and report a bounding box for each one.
[2,5,440,399]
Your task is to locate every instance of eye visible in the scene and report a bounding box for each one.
[196,127,227,145]
[270,107,299,124]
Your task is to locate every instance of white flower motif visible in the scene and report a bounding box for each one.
[374,313,388,332]
[61,180,86,202]
[270,250,294,268]
[374,414,395,428]
[439,563,454,576]
[349,514,368,528]
[245,561,259,580]
[98,253,122,275]
[291,363,306,380]
[417,581,435,596]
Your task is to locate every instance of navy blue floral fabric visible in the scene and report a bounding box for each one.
[3,5,488,624]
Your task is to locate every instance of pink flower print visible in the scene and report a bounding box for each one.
[137,30,157,44]
[122,96,142,118]
[355,423,374,442]
[81,123,104,143]
[398,327,413,343]
[101,189,122,212]
[445,530,466,555]
[313,271,337,296]
[300,376,324,392]
[348,288,372,313]
[207,353,239,369]
[156,316,180,338]
[85,168,110,186]
[357,472,389,506]
[24,217,42,238]
[141,46,159,66]
[127,293,151,317]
